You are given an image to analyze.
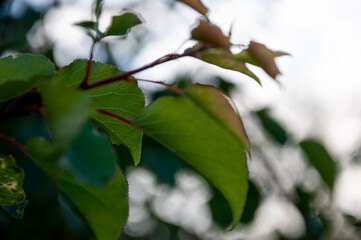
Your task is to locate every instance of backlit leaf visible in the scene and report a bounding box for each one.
[191,20,232,50]
[0,54,55,102]
[52,60,145,165]
[177,0,208,15]
[0,155,27,218]
[135,84,249,228]
[300,139,337,189]
[195,48,260,85]
[105,12,142,37]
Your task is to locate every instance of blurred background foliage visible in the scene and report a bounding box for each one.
[1,0,361,240]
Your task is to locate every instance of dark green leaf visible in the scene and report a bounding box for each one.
[0,155,27,218]
[2,200,28,219]
[192,47,260,85]
[240,181,260,224]
[95,0,103,18]
[0,54,55,102]
[26,135,129,240]
[300,139,337,189]
[53,60,145,165]
[59,170,128,240]
[135,84,249,228]
[65,121,116,186]
[75,21,96,30]
[105,12,142,37]
[255,109,288,145]
[40,80,92,150]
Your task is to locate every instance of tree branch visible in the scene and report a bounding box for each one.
[80,44,210,90]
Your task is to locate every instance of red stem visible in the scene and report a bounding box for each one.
[81,44,210,90]
[0,89,39,113]
[132,78,183,94]
[97,109,145,133]
[79,42,96,89]
[0,134,27,154]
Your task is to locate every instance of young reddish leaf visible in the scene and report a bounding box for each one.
[177,0,208,15]
[105,12,142,37]
[135,84,249,229]
[191,20,232,50]
[248,41,285,80]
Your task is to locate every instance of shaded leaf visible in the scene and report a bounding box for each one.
[40,80,92,150]
[105,12,142,37]
[65,121,116,186]
[240,181,260,224]
[26,135,129,240]
[177,0,208,15]
[95,0,103,18]
[300,139,337,189]
[135,84,249,228]
[75,21,96,30]
[195,47,260,85]
[52,60,145,165]
[255,108,288,145]
[191,20,231,50]
[0,155,27,218]
[0,54,55,102]
[2,200,28,219]
[59,170,128,240]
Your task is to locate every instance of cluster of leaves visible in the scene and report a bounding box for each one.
[0,0,300,239]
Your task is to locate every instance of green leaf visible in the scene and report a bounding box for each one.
[135,84,249,228]
[193,47,260,85]
[53,60,145,165]
[59,170,128,240]
[255,108,288,145]
[40,80,92,150]
[0,54,55,102]
[300,139,337,189]
[26,134,129,239]
[65,121,116,186]
[2,200,28,219]
[177,0,208,15]
[0,155,27,218]
[185,84,250,154]
[105,12,142,37]
[75,21,96,30]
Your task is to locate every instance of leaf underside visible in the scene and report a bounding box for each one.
[135,84,249,228]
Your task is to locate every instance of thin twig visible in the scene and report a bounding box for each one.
[97,109,145,133]
[0,103,43,121]
[0,89,39,113]
[81,44,210,90]
[132,78,183,94]
[79,42,96,89]
[0,134,27,154]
